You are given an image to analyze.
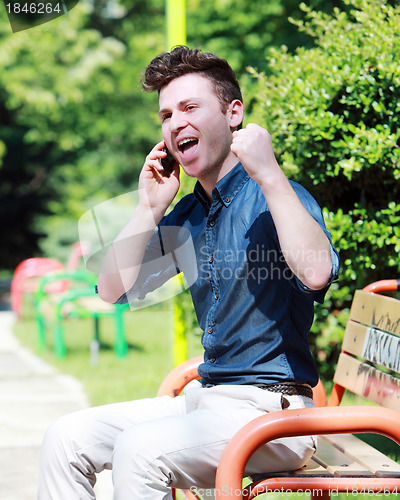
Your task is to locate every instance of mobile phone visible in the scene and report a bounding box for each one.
[161,147,175,177]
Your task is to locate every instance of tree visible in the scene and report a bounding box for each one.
[186,0,347,75]
[245,0,400,382]
[0,2,164,267]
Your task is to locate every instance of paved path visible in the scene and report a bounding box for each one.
[0,311,113,499]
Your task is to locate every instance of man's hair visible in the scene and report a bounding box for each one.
[141,46,243,112]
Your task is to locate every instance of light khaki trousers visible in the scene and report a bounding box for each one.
[38,381,316,500]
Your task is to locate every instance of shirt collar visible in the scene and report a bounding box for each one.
[194,162,250,209]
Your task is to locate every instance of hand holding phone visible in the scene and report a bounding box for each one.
[161,147,175,177]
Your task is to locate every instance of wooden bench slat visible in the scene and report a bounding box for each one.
[253,458,335,481]
[342,321,400,374]
[251,435,400,484]
[350,291,400,336]
[292,456,334,477]
[334,353,400,411]
[312,437,375,477]
[250,458,333,482]
[322,433,400,477]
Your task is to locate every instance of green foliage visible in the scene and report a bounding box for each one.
[310,281,352,389]
[186,0,346,75]
[187,0,284,74]
[327,203,400,283]
[0,1,164,266]
[246,0,400,381]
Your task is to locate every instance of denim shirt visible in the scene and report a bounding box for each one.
[119,162,339,387]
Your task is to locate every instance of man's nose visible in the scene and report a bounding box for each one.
[170,111,188,133]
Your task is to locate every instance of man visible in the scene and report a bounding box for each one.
[38,46,339,500]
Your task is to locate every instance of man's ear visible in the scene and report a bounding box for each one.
[228,99,244,130]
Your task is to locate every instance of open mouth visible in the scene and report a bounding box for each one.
[178,137,199,158]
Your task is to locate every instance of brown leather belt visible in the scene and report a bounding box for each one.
[254,382,313,399]
[202,382,314,399]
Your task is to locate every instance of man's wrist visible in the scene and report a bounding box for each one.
[256,162,288,195]
[136,203,166,227]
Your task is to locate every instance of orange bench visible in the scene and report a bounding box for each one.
[157,279,400,499]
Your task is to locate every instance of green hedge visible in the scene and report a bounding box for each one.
[245,0,400,382]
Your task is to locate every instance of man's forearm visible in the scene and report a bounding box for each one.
[97,205,165,304]
[259,170,332,290]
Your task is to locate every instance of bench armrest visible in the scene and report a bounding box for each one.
[215,405,400,499]
[157,356,203,397]
[363,279,400,293]
[156,357,328,404]
[313,379,327,407]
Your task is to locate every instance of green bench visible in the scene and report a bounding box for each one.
[34,270,128,359]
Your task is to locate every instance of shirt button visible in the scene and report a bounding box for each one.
[210,357,216,363]
[225,197,231,203]
[208,327,213,334]
[214,293,219,300]
[209,256,214,264]
[209,220,215,227]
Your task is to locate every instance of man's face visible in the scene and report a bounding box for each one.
[158,73,236,180]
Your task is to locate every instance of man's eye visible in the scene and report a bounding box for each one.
[162,114,171,122]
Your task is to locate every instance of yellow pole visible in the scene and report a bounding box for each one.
[166,0,188,365]
[172,286,187,366]
[166,0,186,49]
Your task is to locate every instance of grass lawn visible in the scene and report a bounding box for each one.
[13,298,203,406]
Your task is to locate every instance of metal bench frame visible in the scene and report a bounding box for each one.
[34,269,128,359]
